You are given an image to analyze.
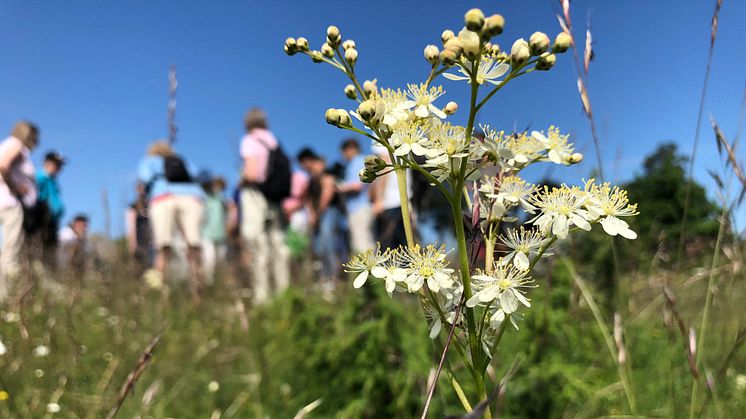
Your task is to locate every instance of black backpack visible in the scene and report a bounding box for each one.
[163,155,192,183]
[258,142,291,203]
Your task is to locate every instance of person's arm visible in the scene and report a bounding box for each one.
[370,152,391,215]
[241,136,264,183]
[0,140,27,199]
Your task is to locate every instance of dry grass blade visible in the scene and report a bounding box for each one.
[677,0,723,266]
[105,326,166,419]
[448,356,522,419]
[293,398,322,419]
[710,116,746,191]
[662,286,700,379]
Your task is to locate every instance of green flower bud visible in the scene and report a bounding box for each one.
[337,109,352,126]
[296,37,309,52]
[321,43,334,58]
[357,100,377,121]
[529,31,550,55]
[345,48,358,65]
[553,32,572,53]
[441,29,455,44]
[458,28,481,60]
[359,168,376,183]
[325,108,340,126]
[483,14,505,37]
[424,44,440,65]
[344,84,357,100]
[536,52,556,71]
[440,49,458,67]
[326,26,341,48]
[444,38,463,56]
[444,101,458,115]
[464,8,485,32]
[284,37,298,55]
[364,155,387,172]
[342,40,356,50]
[363,79,378,98]
[310,50,323,63]
[510,38,530,67]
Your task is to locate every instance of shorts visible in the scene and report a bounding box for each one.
[150,195,204,248]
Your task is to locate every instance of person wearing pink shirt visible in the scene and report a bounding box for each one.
[239,108,290,304]
[0,121,39,300]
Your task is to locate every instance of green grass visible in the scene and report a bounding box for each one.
[0,253,744,418]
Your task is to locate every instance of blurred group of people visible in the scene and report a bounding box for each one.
[0,109,427,305]
[0,121,91,301]
[122,107,417,304]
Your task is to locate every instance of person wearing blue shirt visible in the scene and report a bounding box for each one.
[337,138,374,253]
[34,150,66,269]
[137,141,205,302]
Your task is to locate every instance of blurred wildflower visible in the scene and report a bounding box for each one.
[47,402,61,413]
[0,338,6,355]
[208,381,220,392]
[33,345,50,357]
[0,391,8,401]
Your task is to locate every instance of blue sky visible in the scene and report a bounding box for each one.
[1,0,744,235]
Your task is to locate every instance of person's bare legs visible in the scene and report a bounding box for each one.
[187,245,204,303]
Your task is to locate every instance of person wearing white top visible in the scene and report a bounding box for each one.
[371,145,412,250]
[0,121,39,300]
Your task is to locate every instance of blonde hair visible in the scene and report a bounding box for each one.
[147,140,173,157]
[11,120,39,149]
[244,108,268,131]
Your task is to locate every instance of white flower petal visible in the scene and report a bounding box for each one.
[353,270,369,288]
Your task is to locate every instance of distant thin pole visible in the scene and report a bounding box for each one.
[168,65,178,145]
[101,188,111,239]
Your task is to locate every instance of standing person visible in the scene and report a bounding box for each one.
[33,150,66,269]
[0,121,38,300]
[297,148,345,283]
[58,214,90,275]
[138,141,205,301]
[371,145,410,250]
[282,171,311,258]
[125,183,153,272]
[337,138,374,253]
[201,176,229,284]
[239,108,291,304]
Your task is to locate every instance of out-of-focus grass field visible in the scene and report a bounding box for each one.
[0,244,743,418]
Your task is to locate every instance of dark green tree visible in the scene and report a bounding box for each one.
[624,142,720,261]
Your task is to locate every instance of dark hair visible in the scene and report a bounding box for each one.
[72,214,89,224]
[297,147,321,163]
[340,138,360,152]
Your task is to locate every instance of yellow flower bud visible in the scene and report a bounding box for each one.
[569,152,584,164]
[424,44,440,65]
[325,108,340,126]
[444,101,458,115]
[458,28,480,59]
[510,38,530,66]
[553,32,573,53]
[483,14,505,37]
[440,49,458,67]
[444,38,463,56]
[321,43,334,58]
[284,37,298,55]
[337,109,352,126]
[296,37,309,52]
[310,50,323,63]
[344,84,357,99]
[529,31,550,55]
[464,8,485,32]
[342,40,356,50]
[326,25,341,48]
[357,100,377,121]
[363,79,378,97]
[345,48,358,65]
[441,29,455,44]
[536,52,556,70]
